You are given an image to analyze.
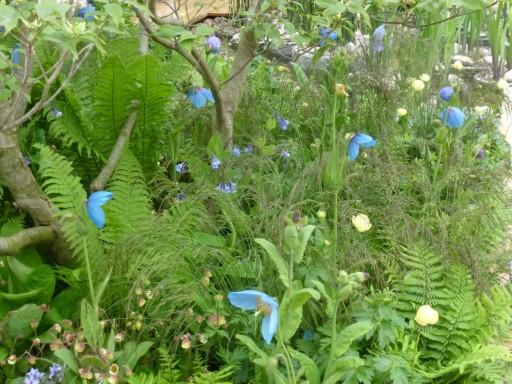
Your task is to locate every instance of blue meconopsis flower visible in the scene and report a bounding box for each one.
[373,24,386,52]
[24,368,45,384]
[439,107,465,128]
[187,87,214,109]
[275,113,289,131]
[217,182,237,193]
[175,162,187,173]
[86,191,113,229]
[205,36,221,54]
[228,290,278,344]
[232,146,241,157]
[51,107,63,118]
[211,155,221,170]
[77,5,95,21]
[439,86,454,102]
[348,133,377,161]
[280,150,290,159]
[176,192,186,202]
[49,364,64,383]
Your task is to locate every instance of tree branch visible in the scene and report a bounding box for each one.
[0,226,55,256]
[90,104,140,191]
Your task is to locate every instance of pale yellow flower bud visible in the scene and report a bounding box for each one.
[451,60,463,71]
[414,305,439,326]
[397,108,407,117]
[411,79,425,92]
[419,73,430,82]
[351,214,372,232]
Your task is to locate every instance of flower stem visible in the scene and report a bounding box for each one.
[411,329,421,383]
[331,91,339,263]
[277,329,296,384]
[82,238,97,314]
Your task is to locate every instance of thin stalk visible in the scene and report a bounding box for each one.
[411,330,421,383]
[82,238,97,314]
[277,329,296,384]
[328,301,340,366]
[331,92,339,262]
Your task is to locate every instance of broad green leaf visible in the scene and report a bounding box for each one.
[236,334,268,359]
[254,238,289,288]
[288,348,320,384]
[273,370,288,384]
[105,3,124,26]
[35,0,69,20]
[0,5,20,33]
[55,348,79,373]
[297,225,315,263]
[117,341,154,369]
[333,321,373,357]
[195,24,215,37]
[279,288,320,341]
[291,63,308,87]
[81,299,101,348]
[0,288,43,303]
[0,346,8,361]
[93,270,111,311]
[3,303,43,340]
[24,264,56,303]
[324,356,365,384]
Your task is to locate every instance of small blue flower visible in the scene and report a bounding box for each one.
[12,43,21,65]
[175,162,187,173]
[205,36,221,54]
[211,155,221,170]
[217,182,237,193]
[187,87,215,109]
[176,192,186,201]
[373,24,386,52]
[275,113,289,131]
[303,330,314,340]
[439,86,454,101]
[77,5,95,21]
[24,368,45,384]
[439,107,465,128]
[319,27,331,38]
[244,144,254,154]
[348,133,377,161]
[49,364,63,383]
[280,150,290,159]
[232,146,241,157]
[476,148,485,159]
[51,107,63,118]
[228,290,279,344]
[86,191,113,229]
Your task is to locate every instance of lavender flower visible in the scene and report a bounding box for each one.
[51,107,62,118]
[175,162,187,173]
[49,364,63,383]
[211,155,221,170]
[280,150,290,159]
[205,36,221,54]
[217,182,237,193]
[244,144,254,154]
[232,146,241,157]
[24,368,45,384]
[275,113,289,131]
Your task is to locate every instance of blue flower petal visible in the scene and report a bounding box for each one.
[205,36,221,53]
[261,305,279,344]
[77,5,95,21]
[373,24,386,52]
[348,140,360,161]
[440,107,465,128]
[86,191,113,229]
[439,86,453,101]
[201,88,214,103]
[352,133,377,148]
[228,290,262,310]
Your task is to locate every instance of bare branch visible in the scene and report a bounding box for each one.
[0,226,55,256]
[148,0,185,26]
[4,44,94,131]
[90,104,140,192]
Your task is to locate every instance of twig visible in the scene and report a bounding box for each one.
[90,104,140,191]
[0,226,55,256]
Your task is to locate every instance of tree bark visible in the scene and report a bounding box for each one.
[0,226,54,255]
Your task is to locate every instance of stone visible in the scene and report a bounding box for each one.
[452,55,474,66]
[504,69,512,82]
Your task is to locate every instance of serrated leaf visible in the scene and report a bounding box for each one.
[324,356,364,384]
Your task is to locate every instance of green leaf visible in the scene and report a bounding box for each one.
[35,0,69,20]
[254,238,289,288]
[117,341,153,369]
[81,300,101,348]
[195,24,215,37]
[93,270,111,311]
[157,24,188,38]
[324,356,365,384]
[24,264,56,303]
[288,348,320,384]
[3,303,43,340]
[236,334,268,359]
[297,225,315,263]
[279,288,320,341]
[333,321,373,357]
[55,348,79,373]
[105,3,124,26]
[291,63,308,87]
[0,5,19,34]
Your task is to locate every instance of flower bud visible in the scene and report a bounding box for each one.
[419,73,430,82]
[7,354,17,365]
[411,79,425,92]
[397,108,407,117]
[316,210,326,219]
[74,342,86,353]
[109,363,119,375]
[27,354,37,365]
[414,305,439,326]
[181,333,192,349]
[114,332,125,343]
[351,213,372,232]
[451,60,463,71]
[52,323,62,333]
[79,368,93,380]
[32,338,41,346]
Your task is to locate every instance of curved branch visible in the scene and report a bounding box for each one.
[0,226,55,256]
[90,104,140,191]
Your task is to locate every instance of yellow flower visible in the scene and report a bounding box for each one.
[277,65,289,73]
[323,239,331,246]
[419,73,430,82]
[451,60,463,71]
[302,102,309,108]
[411,79,425,92]
[497,79,509,90]
[414,305,439,326]
[351,214,372,232]
[397,108,407,117]
[316,210,326,219]
[474,105,489,115]
[335,83,348,96]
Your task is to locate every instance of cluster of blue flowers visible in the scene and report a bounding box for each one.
[24,364,63,384]
[437,85,465,128]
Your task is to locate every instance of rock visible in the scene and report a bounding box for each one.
[296,50,332,72]
[452,55,474,66]
[483,55,493,65]
[448,74,461,85]
[504,69,512,81]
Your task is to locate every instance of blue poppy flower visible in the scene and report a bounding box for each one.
[439,107,465,128]
[232,146,241,157]
[439,86,454,101]
[11,43,21,65]
[176,192,186,201]
[175,162,187,173]
[244,144,254,154]
[373,24,386,52]
[303,330,314,340]
[211,155,221,170]
[228,290,278,344]
[205,36,221,54]
[280,150,290,159]
[187,87,214,109]
[24,368,45,384]
[86,191,113,229]
[348,133,377,161]
[275,113,289,131]
[49,364,63,383]
[51,107,62,118]
[217,182,237,193]
[77,5,95,21]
